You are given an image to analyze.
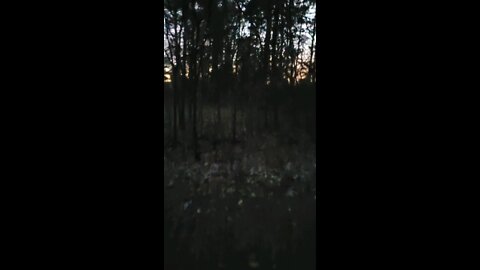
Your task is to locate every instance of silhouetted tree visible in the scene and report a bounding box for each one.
[164,0,316,157]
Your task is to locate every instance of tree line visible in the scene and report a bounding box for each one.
[164,0,316,160]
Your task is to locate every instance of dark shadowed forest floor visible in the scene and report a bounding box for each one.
[164,124,316,269]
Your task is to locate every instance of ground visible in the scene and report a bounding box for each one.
[164,128,316,270]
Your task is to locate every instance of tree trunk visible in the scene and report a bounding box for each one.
[172,66,179,146]
[179,78,186,131]
[192,78,199,161]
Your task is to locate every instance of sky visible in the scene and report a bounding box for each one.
[164,3,315,83]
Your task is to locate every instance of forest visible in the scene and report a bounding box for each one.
[164,0,316,269]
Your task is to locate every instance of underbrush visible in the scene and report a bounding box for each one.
[164,130,316,270]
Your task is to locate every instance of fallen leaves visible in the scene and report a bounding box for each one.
[164,134,316,267]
